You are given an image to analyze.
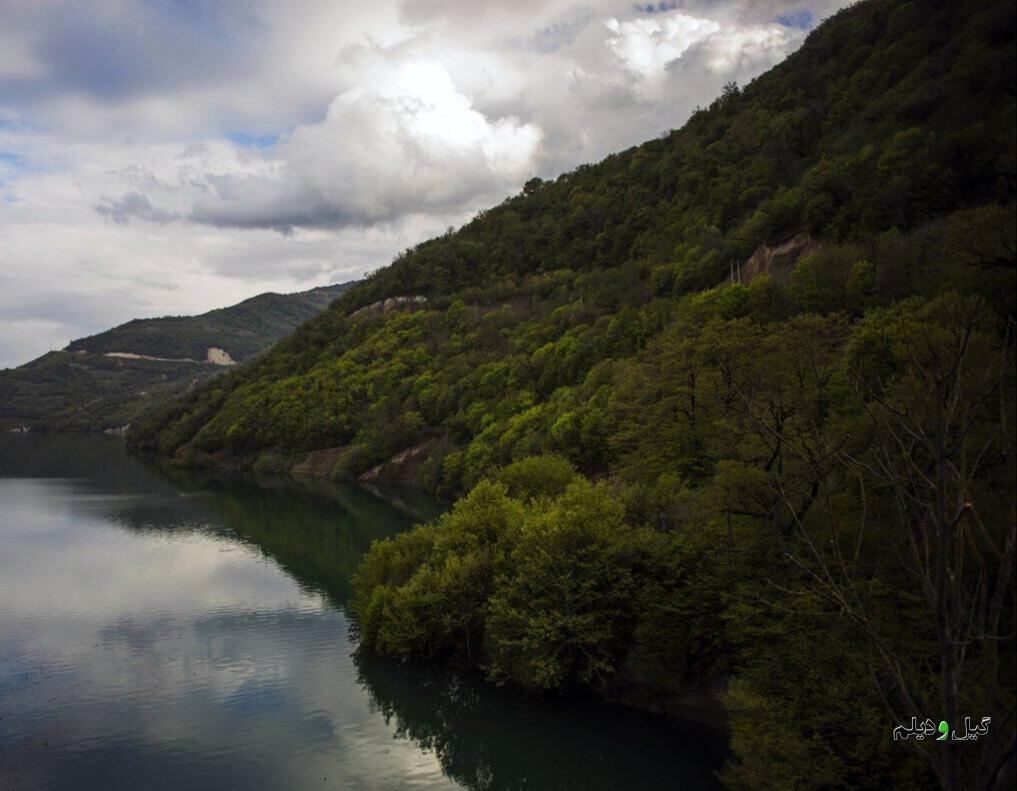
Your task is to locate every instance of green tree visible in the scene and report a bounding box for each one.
[486,480,634,691]
[496,454,578,500]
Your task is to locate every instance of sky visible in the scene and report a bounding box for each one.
[0,0,851,368]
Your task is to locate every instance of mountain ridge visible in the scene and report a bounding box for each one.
[63,283,348,362]
[1,282,352,432]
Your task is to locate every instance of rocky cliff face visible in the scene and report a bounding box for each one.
[734,233,821,284]
[349,295,427,319]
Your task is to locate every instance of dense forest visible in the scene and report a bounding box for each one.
[131,1,1016,788]
[0,283,349,432]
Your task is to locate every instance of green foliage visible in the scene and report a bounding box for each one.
[721,596,932,791]
[495,454,578,500]
[354,473,731,696]
[485,481,632,690]
[353,481,524,661]
[129,3,1017,788]
[622,527,730,687]
[0,351,211,433]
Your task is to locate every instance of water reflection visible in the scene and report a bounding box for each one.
[0,434,722,790]
[0,434,452,790]
[356,655,725,791]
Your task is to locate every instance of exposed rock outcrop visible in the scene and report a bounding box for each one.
[349,295,427,320]
[205,347,236,366]
[735,232,821,284]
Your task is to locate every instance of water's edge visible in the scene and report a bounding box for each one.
[1,433,726,790]
[137,442,731,735]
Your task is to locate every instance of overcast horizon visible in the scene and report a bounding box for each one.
[0,0,851,368]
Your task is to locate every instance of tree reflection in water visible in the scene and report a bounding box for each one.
[355,652,725,791]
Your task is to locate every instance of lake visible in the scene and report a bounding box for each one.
[0,434,724,790]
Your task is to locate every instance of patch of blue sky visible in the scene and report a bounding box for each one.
[0,151,30,181]
[227,131,280,149]
[0,149,50,192]
[0,116,42,133]
[775,9,814,30]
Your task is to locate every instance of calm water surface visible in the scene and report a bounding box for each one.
[0,434,723,790]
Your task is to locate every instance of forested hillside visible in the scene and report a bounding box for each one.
[131,1,1016,788]
[0,283,349,432]
[66,283,348,362]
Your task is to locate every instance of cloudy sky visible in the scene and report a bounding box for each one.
[0,0,850,368]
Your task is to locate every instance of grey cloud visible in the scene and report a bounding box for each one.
[0,279,137,328]
[190,179,356,234]
[516,7,598,53]
[203,232,341,276]
[95,192,178,225]
[198,227,405,282]
[180,143,211,159]
[399,0,554,27]
[286,261,332,280]
[0,280,154,366]
[0,0,261,104]
[635,1,681,12]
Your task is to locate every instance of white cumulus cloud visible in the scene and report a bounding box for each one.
[191,61,542,232]
[703,24,799,73]
[605,14,721,79]
[604,8,799,101]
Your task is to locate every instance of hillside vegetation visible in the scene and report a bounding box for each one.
[66,283,347,362]
[1,283,349,432]
[132,1,1016,788]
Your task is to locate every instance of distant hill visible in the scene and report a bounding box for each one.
[0,283,351,432]
[65,284,347,362]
